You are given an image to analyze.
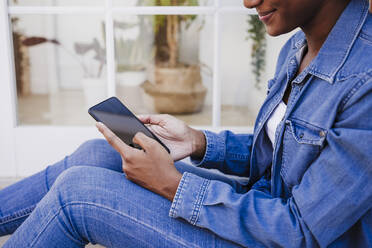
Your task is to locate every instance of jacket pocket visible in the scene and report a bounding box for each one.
[281,118,327,190]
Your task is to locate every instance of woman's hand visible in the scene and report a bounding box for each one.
[370,0,372,13]
[137,114,206,161]
[96,122,182,201]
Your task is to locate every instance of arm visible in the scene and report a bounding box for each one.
[190,130,254,176]
[137,114,254,177]
[170,78,372,247]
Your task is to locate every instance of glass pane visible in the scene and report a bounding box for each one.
[220,14,292,126]
[12,14,107,125]
[113,0,213,7]
[9,0,103,6]
[114,14,213,126]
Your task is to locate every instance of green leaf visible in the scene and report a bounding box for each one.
[246,15,266,89]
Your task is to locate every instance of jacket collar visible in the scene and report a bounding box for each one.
[292,0,369,84]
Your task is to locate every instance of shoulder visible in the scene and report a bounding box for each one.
[337,14,372,82]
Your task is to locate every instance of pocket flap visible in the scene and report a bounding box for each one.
[286,119,327,146]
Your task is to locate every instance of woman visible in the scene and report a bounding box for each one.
[1,0,371,247]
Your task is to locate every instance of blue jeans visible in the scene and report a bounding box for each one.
[0,139,246,247]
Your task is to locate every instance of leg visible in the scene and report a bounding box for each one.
[0,139,121,235]
[4,166,244,248]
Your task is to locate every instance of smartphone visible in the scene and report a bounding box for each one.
[88,97,170,153]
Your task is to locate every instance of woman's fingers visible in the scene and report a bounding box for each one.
[132,132,158,152]
[136,114,151,123]
[96,122,133,157]
[137,114,168,125]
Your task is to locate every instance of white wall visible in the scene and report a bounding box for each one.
[219,13,294,114]
[198,13,294,115]
[0,0,17,177]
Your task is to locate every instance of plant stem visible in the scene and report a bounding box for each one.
[167,14,179,67]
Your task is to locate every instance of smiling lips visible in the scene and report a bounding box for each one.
[258,9,276,23]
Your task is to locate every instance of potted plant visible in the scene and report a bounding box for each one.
[247,15,266,90]
[115,18,153,87]
[74,38,106,107]
[140,0,207,114]
[22,35,107,107]
[114,18,154,110]
[11,17,31,97]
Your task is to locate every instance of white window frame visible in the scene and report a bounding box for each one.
[0,0,255,178]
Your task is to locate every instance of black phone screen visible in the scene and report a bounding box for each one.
[88,97,170,153]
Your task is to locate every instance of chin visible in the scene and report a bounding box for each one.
[265,26,282,37]
[265,25,295,37]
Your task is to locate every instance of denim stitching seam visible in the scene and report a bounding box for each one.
[169,172,188,218]
[192,179,210,226]
[190,179,210,225]
[340,74,371,111]
[0,205,35,225]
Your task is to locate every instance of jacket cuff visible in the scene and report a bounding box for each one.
[190,130,226,168]
[169,172,210,225]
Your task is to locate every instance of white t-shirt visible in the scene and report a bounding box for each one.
[265,44,307,147]
[265,101,287,147]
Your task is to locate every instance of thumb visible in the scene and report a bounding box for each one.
[137,114,165,126]
[137,114,151,124]
[133,132,157,152]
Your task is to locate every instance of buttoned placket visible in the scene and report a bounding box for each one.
[249,45,305,183]
[270,51,310,197]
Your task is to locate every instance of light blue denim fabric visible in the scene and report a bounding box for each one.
[1,0,372,247]
[172,0,372,247]
[1,139,246,247]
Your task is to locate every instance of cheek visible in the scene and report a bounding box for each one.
[265,11,299,36]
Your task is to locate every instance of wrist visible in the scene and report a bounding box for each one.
[162,171,182,201]
[190,129,206,160]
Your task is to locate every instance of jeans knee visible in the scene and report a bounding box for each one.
[40,167,97,245]
[53,166,87,188]
[67,139,122,172]
[77,139,111,155]
[51,166,97,203]
[50,166,126,208]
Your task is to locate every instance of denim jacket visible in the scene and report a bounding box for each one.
[169,0,372,247]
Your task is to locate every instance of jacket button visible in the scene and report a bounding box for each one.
[299,133,304,138]
[319,131,326,137]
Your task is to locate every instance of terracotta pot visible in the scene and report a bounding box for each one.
[142,65,207,114]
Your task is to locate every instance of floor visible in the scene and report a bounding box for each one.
[0,178,104,247]
[0,235,104,247]
[17,90,257,127]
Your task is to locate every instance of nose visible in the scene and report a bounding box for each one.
[243,0,262,8]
